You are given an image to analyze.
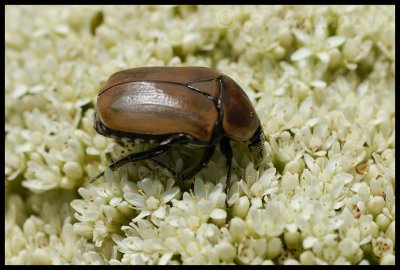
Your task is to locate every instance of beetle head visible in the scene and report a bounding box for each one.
[248,125,265,159]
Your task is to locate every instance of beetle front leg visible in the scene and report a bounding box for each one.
[91,144,172,182]
[220,137,233,184]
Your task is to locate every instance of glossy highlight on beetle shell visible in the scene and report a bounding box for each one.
[97,80,218,142]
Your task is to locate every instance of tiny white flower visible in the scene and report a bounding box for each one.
[215,241,236,262]
[338,238,363,263]
[124,177,179,212]
[281,171,299,193]
[247,201,286,238]
[372,236,394,259]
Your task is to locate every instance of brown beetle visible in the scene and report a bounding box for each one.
[93,67,264,189]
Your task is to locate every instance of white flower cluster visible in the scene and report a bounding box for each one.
[5,5,394,265]
[5,193,97,264]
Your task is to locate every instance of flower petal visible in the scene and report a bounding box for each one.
[303,236,319,249]
[291,47,312,61]
[326,35,346,49]
[161,187,179,203]
[124,193,146,209]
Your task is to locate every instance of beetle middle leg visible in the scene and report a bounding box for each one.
[171,145,216,190]
[147,146,217,190]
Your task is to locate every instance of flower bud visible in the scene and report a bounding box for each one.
[375,214,390,231]
[210,208,227,226]
[215,241,236,262]
[300,251,316,265]
[229,217,246,242]
[367,196,385,215]
[232,196,250,218]
[266,237,282,259]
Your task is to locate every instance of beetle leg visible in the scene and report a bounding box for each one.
[220,137,233,183]
[91,144,172,182]
[177,145,216,190]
